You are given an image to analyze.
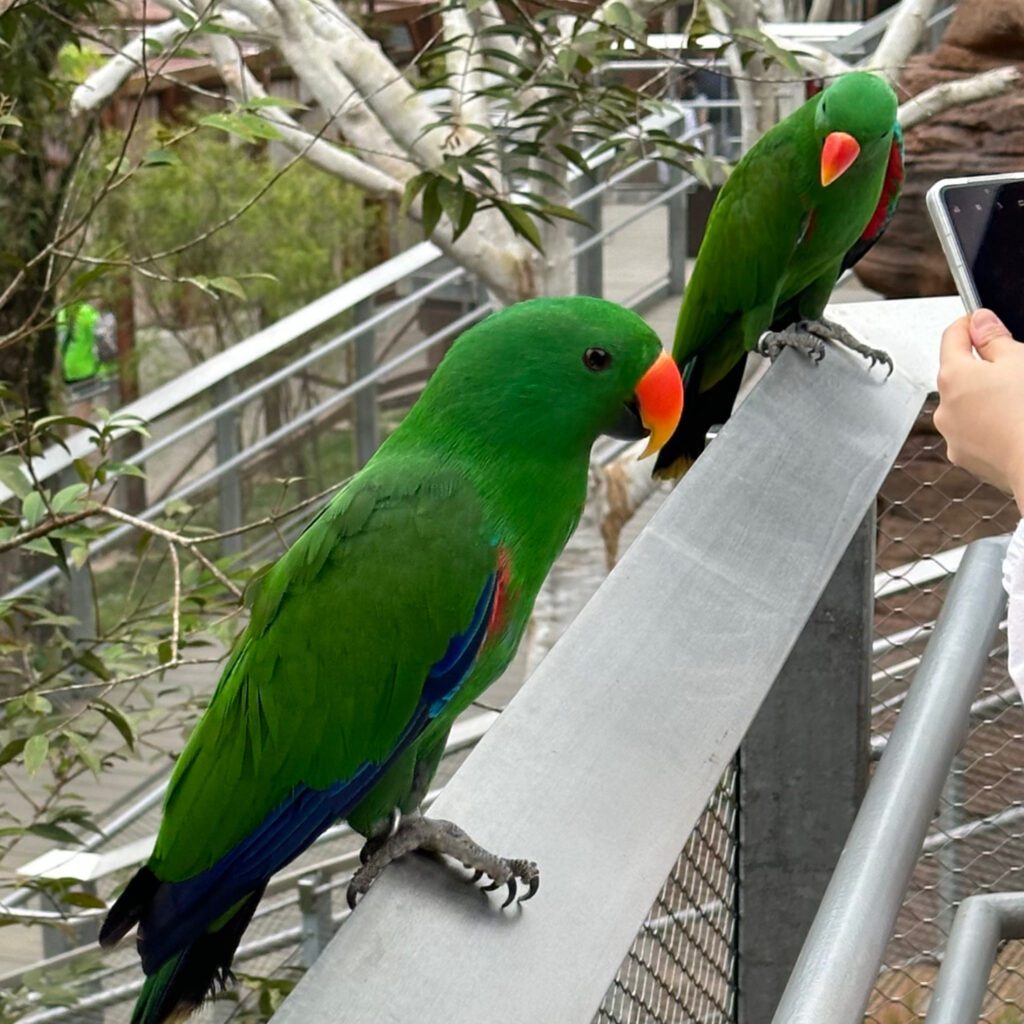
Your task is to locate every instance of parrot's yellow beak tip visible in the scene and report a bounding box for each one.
[635,350,684,460]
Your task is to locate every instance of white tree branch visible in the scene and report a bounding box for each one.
[277,0,475,170]
[206,34,403,197]
[868,0,939,83]
[71,19,192,115]
[254,0,414,183]
[761,26,852,78]
[442,4,491,138]
[897,65,1022,130]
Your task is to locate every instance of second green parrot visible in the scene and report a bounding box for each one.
[654,71,903,479]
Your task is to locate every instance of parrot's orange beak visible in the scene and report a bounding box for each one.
[821,131,860,187]
[635,350,684,459]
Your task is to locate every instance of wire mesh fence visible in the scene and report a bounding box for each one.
[870,399,1022,1024]
[595,764,737,1024]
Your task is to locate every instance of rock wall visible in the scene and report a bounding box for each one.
[855,0,1024,297]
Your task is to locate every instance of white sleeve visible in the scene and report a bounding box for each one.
[1004,518,1024,696]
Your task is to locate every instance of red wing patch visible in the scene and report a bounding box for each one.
[485,547,512,642]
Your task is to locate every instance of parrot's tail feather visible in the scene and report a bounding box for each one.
[100,866,160,948]
[652,354,747,480]
[128,886,265,1024]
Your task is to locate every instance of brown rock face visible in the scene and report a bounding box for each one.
[854,0,1024,298]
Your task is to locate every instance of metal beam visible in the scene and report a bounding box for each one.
[271,298,947,1024]
[770,536,1009,1024]
[738,507,874,1023]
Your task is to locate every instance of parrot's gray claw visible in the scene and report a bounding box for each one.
[757,327,825,365]
[758,319,894,379]
[346,815,540,913]
[520,872,540,904]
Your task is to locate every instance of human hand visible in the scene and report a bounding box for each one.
[935,308,1024,514]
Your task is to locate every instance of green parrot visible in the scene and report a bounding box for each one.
[653,71,903,479]
[99,297,683,1024]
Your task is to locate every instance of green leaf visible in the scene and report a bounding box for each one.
[0,457,30,499]
[23,692,52,714]
[141,148,181,168]
[22,537,59,557]
[400,172,430,217]
[27,822,79,843]
[75,650,111,681]
[452,191,478,242]
[63,890,107,909]
[105,461,146,479]
[92,700,135,749]
[0,113,22,128]
[24,734,49,776]
[538,203,590,227]
[52,484,88,515]
[421,178,443,238]
[21,491,47,528]
[495,201,543,251]
[556,144,590,175]
[0,738,26,769]
[65,731,102,776]
[209,276,247,300]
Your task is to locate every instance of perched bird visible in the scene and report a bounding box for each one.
[654,71,903,479]
[99,297,683,1024]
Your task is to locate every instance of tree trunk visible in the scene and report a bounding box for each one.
[0,4,88,413]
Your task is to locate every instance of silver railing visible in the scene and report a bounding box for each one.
[770,537,1010,1024]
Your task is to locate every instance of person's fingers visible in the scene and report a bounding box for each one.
[940,315,973,364]
[969,308,1018,362]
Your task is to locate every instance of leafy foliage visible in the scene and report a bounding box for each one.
[71,120,374,361]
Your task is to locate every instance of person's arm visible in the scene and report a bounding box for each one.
[935,309,1024,692]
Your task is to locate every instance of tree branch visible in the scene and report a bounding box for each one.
[868,0,939,83]
[897,66,1022,130]
[206,34,403,197]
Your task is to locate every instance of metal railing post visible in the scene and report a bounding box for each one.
[213,378,243,558]
[937,752,964,942]
[926,893,1024,1024]
[298,872,332,968]
[667,162,689,296]
[354,297,379,468]
[769,536,1010,1024]
[574,171,603,298]
[737,506,874,1024]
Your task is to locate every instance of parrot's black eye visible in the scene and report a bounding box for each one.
[583,347,612,372]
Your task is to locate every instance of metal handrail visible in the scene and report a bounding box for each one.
[769,537,1010,1024]
[926,892,1024,1024]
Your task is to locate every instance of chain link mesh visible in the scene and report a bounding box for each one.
[870,400,1021,1024]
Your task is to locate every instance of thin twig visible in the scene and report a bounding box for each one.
[99,506,243,599]
[168,542,182,662]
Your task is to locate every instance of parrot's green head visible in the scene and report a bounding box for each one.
[814,71,897,188]
[409,296,683,462]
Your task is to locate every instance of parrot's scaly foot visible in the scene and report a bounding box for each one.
[346,814,539,911]
[798,318,894,378]
[758,319,894,379]
[757,326,826,365]
[358,807,402,865]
